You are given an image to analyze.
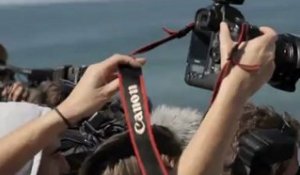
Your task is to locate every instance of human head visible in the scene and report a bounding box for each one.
[0,44,7,65]
[79,105,203,175]
[79,125,182,175]
[0,44,11,81]
[39,81,63,107]
[224,103,300,175]
[100,155,177,175]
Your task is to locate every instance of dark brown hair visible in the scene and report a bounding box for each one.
[0,44,7,64]
[39,81,63,107]
[225,103,300,175]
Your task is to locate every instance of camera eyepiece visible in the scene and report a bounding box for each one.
[195,8,220,33]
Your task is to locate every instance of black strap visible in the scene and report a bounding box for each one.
[118,65,168,175]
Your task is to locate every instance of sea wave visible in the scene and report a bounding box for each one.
[0,0,120,6]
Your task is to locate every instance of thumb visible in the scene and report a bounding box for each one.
[219,22,234,65]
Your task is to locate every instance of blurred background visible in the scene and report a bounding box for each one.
[0,0,299,116]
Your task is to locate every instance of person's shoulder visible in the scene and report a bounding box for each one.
[0,102,50,113]
[0,102,51,137]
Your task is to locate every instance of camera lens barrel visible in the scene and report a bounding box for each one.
[276,34,300,69]
[268,34,300,92]
[234,27,300,92]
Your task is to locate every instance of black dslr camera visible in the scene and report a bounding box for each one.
[238,129,296,175]
[235,115,298,175]
[185,0,300,92]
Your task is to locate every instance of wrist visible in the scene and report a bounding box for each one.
[38,110,69,135]
[56,101,81,126]
[53,107,73,128]
[216,77,250,106]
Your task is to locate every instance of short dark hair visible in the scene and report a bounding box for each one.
[0,44,8,65]
[39,81,63,107]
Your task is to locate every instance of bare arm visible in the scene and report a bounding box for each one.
[177,79,245,175]
[178,23,277,175]
[0,110,67,174]
[0,54,145,174]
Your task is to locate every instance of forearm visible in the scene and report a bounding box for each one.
[178,81,247,175]
[0,110,66,174]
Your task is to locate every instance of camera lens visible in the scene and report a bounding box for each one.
[275,34,300,69]
[269,34,300,92]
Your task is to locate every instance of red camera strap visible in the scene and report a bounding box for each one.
[130,23,195,55]
[117,23,195,175]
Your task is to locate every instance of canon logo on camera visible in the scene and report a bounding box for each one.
[128,85,146,135]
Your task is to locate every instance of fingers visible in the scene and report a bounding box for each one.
[99,54,146,96]
[135,58,146,66]
[102,54,146,70]
[220,22,232,46]
[259,27,277,39]
[4,82,27,101]
[1,86,8,97]
[85,54,146,79]
[100,78,119,99]
[12,85,24,101]
[8,83,21,100]
[219,22,234,65]
[21,88,29,101]
[105,72,118,83]
[253,26,278,43]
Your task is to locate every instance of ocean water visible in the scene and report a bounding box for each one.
[0,0,300,117]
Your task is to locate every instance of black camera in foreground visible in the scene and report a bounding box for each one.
[185,0,300,92]
[238,129,296,174]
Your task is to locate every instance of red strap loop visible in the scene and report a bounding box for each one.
[210,23,261,104]
[130,23,195,56]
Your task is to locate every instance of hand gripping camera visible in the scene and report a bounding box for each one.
[185,0,300,92]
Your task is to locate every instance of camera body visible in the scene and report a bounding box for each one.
[185,0,300,92]
[25,65,87,86]
[213,0,244,5]
[238,129,295,170]
[185,0,260,90]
